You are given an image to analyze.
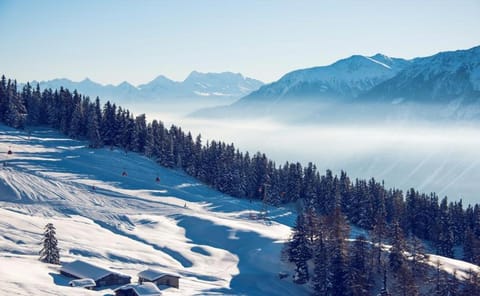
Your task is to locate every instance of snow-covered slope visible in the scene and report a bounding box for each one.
[27,72,263,103]
[240,54,409,102]
[0,124,305,296]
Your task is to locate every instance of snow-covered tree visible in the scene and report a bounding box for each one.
[348,235,373,296]
[312,233,329,295]
[288,214,311,284]
[39,223,60,265]
[389,221,406,274]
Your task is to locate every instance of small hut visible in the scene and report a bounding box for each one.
[138,268,180,289]
[114,282,162,296]
[68,278,96,290]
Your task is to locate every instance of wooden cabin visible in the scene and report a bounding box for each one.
[138,268,180,289]
[114,282,162,296]
[60,260,131,287]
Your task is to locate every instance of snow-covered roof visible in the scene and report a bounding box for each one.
[114,282,161,296]
[138,268,179,281]
[60,260,130,281]
[68,278,96,288]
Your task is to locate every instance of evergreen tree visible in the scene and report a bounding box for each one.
[348,235,373,296]
[39,223,60,264]
[389,221,406,274]
[87,104,102,148]
[407,234,428,275]
[134,113,147,153]
[4,79,26,128]
[289,213,311,284]
[312,230,329,295]
[0,75,7,120]
[101,101,117,146]
[69,101,84,138]
[325,207,350,296]
[436,197,454,257]
[394,264,418,296]
[430,260,449,296]
[371,209,387,269]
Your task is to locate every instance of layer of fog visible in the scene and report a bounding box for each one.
[126,103,480,206]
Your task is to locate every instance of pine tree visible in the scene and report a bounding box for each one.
[348,235,373,296]
[436,197,454,257]
[407,234,428,275]
[395,264,418,296]
[69,101,84,138]
[87,104,102,148]
[4,80,26,129]
[134,113,147,153]
[430,260,450,296]
[288,213,311,284]
[312,231,329,295]
[39,223,60,264]
[325,207,350,296]
[372,204,387,269]
[389,221,406,274]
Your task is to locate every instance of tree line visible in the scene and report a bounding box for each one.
[1,75,479,267]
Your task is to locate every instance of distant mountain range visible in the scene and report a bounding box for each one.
[25,71,263,103]
[192,46,480,121]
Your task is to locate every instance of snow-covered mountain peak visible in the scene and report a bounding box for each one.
[116,81,137,91]
[137,75,177,91]
[239,53,409,102]
[79,78,102,87]
[363,45,480,104]
[21,71,263,103]
[184,71,245,83]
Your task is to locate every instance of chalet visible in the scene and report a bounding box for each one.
[60,260,131,287]
[68,278,96,290]
[138,269,180,289]
[114,282,162,296]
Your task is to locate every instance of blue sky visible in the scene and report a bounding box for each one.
[1,0,479,85]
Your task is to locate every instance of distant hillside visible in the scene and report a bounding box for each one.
[241,54,409,103]
[191,46,480,122]
[24,71,263,103]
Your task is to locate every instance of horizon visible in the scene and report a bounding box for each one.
[1,0,479,85]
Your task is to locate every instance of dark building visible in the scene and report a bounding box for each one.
[138,268,180,289]
[60,260,131,287]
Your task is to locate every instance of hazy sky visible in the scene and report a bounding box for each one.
[1,0,479,85]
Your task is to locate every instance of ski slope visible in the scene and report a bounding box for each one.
[0,124,307,296]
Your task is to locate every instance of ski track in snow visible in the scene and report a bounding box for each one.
[0,125,305,296]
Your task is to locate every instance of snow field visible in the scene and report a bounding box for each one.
[0,125,307,295]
